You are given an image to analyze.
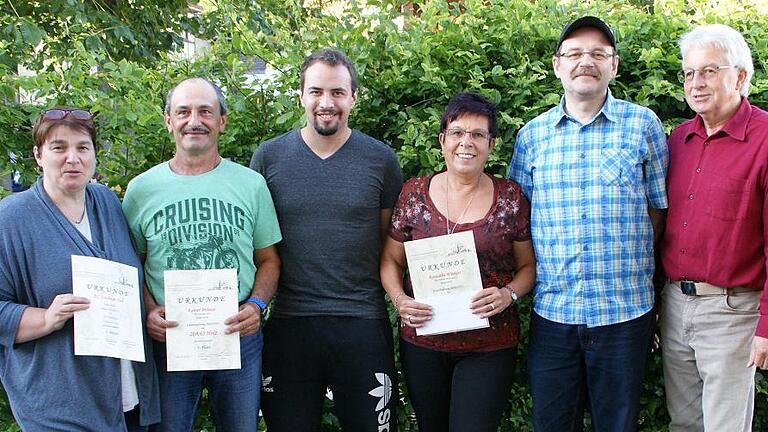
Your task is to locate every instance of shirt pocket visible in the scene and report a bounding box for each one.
[600,148,636,188]
[706,177,752,221]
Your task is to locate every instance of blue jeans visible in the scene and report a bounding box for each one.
[149,331,263,432]
[528,310,654,432]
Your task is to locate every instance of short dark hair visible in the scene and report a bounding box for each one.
[299,48,358,94]
[440,92,498,138]
[164,77,227,115]
[32,106,97,150]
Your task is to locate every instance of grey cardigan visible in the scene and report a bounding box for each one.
[0,178,160,431]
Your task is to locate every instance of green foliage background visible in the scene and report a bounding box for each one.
[1,0,768,430]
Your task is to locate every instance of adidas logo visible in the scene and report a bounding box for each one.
[368,372,392,431]
[262,375,273,393]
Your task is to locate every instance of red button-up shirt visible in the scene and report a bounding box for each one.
[662,98,768,337]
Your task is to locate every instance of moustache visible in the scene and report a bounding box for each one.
[182,126,210,134]
[572,68,599,79]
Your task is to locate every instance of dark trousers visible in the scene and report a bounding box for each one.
[124,406,145,432]
[528,310,654,432]
[401,339,517,432]
[261,316,399,432]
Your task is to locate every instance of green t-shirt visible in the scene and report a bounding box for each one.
[122,159,282,305]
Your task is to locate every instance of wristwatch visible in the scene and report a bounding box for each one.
[503,285,518,304]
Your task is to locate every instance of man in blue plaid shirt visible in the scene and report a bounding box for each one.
[508,16,668,432]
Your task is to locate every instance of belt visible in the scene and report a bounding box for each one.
[670,279,758,296]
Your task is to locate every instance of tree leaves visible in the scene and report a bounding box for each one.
[0,0,201,70]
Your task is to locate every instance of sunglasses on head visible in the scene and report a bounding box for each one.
[41,108,94,124]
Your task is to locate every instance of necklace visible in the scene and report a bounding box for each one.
[444,175,479,235]
[72,206,86,225]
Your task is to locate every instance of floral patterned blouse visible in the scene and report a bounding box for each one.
[389,172,531,353]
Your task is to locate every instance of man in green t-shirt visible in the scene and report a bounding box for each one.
[123,77,282,431]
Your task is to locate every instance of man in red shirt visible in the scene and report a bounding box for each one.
[661,23,768,431]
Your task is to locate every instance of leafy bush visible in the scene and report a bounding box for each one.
[1,0,767,430]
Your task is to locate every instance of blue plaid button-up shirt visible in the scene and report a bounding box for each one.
[508,92,668,327]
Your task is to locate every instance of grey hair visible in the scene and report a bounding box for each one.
[679,24,754,97]
[164,77,228,115]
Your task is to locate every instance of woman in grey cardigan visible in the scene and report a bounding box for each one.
[0,108,160,431]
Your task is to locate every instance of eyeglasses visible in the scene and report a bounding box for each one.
[677,65,737,83]
[40,108,94,124]
[444,128,491,143]
[556,50,615,62]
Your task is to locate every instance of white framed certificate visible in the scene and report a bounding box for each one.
[72,255,145,362]
[404,230,489,336]
[164,268,240,371]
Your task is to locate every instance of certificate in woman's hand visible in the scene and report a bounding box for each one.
[72,255,144,362]
[404,231,489,336]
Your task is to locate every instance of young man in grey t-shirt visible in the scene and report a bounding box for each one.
[250,48,402,431]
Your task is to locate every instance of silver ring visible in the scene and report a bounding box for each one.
[489,303,495,310]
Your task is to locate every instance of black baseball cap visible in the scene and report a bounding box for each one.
[555,16,616,54]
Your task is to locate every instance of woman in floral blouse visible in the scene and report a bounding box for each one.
[380,92,536,432]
